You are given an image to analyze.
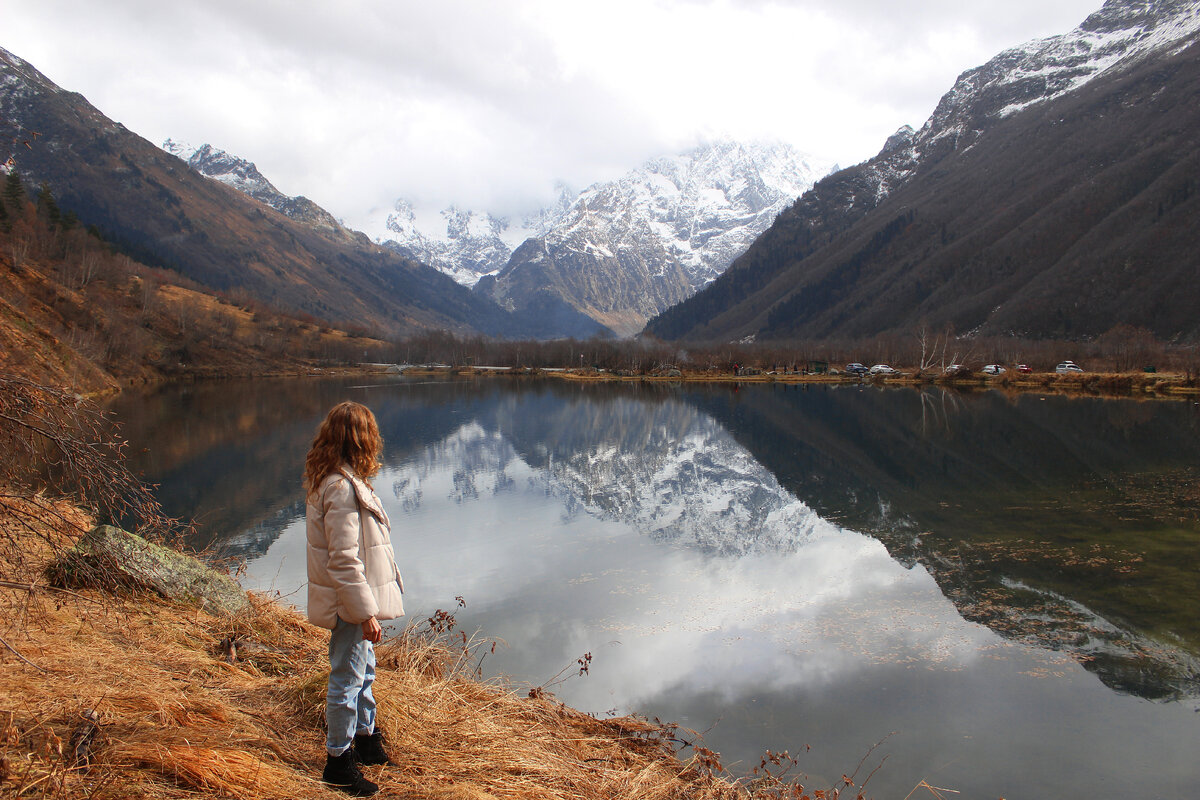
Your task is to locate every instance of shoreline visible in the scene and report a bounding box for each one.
[0,505,759,800]
[393,365,1200,400]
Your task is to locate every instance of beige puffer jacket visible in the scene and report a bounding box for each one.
[306,469,404,629]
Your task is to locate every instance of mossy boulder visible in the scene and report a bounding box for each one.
[48,524,248,615]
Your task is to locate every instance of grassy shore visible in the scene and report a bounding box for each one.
[0,500,821,800]
[409,364,1200,399]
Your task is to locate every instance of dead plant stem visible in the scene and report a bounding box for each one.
[0,579,102,604]
[0,630,51,672]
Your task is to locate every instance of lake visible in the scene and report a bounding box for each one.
[107,376,1200,798]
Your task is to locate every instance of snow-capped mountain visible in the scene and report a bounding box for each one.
[368,186,577,288]
[161,139,360,242]
[376,202,540,287]
[376,142,828,300]
[595,140,833,289]
[861,0,1200,207]
[648,0,1200,343]
[473,140,832,337]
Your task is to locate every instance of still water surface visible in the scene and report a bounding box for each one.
[108,377,1200,798]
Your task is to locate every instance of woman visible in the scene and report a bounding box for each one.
[304,401,404,797]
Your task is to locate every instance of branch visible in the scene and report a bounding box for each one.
[0,632,51,673]
[0,580,102,604]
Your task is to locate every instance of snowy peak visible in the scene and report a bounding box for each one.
[377,201,529,287]
[163,139,280,201]
[160,139,355,240]
[372,185,578,287]
[647,0,1200,344]
[557,139,832,288]
[378,140,830,296]
[0,46,57,105]
[799,0,1200,218]
[918,0,1200,153]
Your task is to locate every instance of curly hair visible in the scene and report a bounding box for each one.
[303,401,383,496]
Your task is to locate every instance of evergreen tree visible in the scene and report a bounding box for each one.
[2,169,25,210]
[37,183,61,227]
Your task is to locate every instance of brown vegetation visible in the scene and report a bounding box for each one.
[0,180,391,395]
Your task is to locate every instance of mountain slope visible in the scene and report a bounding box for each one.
[475,141,830,338]
[646,0,1200,343]
[0,47,526,338]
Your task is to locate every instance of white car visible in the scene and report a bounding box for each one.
[1055,361,1083,374]
[869,364,898,375]
[982,364,1006,375]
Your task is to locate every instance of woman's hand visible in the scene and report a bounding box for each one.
[362,616,382,643]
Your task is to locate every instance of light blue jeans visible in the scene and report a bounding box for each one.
[326,616,377,756]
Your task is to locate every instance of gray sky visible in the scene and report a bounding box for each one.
[6,0,1102,231]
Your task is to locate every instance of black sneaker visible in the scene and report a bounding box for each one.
[322,748,379,797]
[354,730,393,766]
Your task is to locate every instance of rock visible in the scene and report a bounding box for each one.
[48,525,248,614]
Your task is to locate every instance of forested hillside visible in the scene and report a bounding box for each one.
[0,173,388,394]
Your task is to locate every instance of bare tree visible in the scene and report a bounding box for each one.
[10,233,31,268]
[0,374,181,579]
[914,324,951,377]
[75,249,101,289]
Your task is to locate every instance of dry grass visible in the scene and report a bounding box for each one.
[0,502,782,800]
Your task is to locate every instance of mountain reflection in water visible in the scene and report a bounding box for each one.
[680,383,1200,701]
[107,378,1200,799]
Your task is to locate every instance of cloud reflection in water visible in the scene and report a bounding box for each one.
[375,412,1005,713]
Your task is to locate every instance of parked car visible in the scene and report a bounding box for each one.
[869,364,898,375]
[1017,364,1033,374]
[982,364,1006,375]
[943,363,970,377]
[1056,361,1084,374]
[846,363,869,375]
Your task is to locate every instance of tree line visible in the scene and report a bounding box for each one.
[376,325,1199,377]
